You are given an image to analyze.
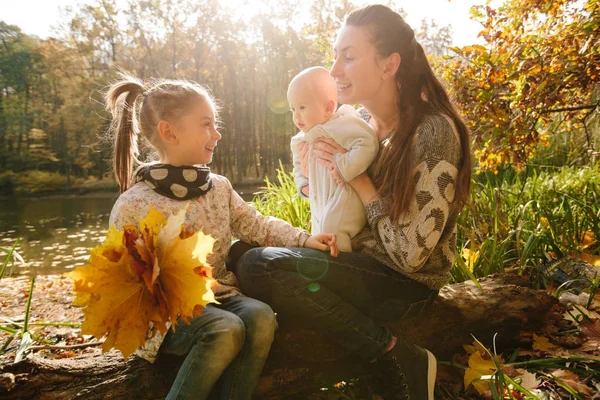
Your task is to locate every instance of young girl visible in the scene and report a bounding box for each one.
[234,4,472,400]
[105,74,337,400]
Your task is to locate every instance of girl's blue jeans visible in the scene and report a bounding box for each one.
[160,295,277,400]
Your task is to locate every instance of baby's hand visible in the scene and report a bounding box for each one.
[328,164,344,185]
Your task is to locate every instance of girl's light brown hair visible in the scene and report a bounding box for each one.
[105,73,218,193]
[345,5,472,221]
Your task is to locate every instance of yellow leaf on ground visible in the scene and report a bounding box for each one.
[578,252,600,267]
[580,231,596,250]
[532,333,557,352]
[464,350,497,394]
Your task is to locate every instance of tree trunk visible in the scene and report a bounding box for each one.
[0,273,557,400]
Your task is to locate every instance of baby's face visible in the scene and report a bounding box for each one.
[287,84,329,133]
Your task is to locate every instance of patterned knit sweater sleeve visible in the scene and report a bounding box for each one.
[364,114,462,275]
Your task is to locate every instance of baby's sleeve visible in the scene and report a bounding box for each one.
[290,134,309,198]
[333,119,379,183]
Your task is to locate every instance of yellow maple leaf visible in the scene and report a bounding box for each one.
[580,231,595,250]
[532,333,557,352]
[68,207,216,359]
[578,252,600,267]
[150,208,216,326]
[69,226,157,358]
[464,348,499,395]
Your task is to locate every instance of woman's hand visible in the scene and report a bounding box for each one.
[313,138,347,185]
[349,172,380,206]
[299,142,309,178]
[304,233,339,257]
[312,137,347,163]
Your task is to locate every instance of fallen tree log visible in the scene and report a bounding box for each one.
[0,273,557,399]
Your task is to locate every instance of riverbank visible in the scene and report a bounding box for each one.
[0,178,266,201]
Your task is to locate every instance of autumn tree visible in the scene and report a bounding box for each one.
[442,0,600,171]
[1,0,475,187]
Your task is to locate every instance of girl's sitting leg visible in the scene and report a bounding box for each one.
[160,306,246,400]
[217,296,277,399]
[160,296,277,400]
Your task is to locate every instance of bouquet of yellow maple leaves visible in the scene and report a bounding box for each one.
[68,207,216,358]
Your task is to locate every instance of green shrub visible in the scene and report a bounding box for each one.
[13,171,68,195]
[452,165,600,283]
[251,161,311,231]
[0,171,17,195]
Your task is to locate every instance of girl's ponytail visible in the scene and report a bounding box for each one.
[105,74,145,193]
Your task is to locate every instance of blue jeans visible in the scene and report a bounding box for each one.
[160,295,277,400]
[234,246,436,362]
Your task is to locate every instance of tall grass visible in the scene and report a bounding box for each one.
[252,160,311,231]
[454,165,600,283]
[251,163,600,284]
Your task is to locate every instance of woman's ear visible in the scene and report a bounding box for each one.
[157,120,177,144]
[325,99,336,118]
[382,53,401,80]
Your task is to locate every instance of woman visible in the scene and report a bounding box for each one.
[234,4,471,399]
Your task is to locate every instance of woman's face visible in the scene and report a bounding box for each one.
[331,25,387,105]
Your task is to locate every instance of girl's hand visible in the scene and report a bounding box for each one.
[299,142,309,178]
[304,233,339,257]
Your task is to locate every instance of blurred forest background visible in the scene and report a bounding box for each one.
[1,0,595,194]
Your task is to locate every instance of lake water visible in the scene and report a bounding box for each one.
[0,187,261,277]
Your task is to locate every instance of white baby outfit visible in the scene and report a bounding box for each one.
[291,105,378,252]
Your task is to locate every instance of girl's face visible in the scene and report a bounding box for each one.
[330,25,388,105]
[168,99,221,166]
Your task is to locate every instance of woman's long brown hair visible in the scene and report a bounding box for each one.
[346,5,472,221]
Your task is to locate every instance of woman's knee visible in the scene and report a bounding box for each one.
[226,240,257,274]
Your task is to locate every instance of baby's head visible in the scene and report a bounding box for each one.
[287,66,338,133]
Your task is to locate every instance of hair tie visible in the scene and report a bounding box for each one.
[142,82,152,97]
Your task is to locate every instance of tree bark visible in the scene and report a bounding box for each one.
[0,273,557,400]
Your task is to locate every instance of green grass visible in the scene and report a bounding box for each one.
[454,165,600,283]
[252,160,311,231]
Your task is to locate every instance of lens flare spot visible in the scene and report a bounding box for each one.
[308,282,320,292]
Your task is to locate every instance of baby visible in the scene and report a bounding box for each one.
[289,66,378,252]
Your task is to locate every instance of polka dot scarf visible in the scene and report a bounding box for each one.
[135,164,213,200]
